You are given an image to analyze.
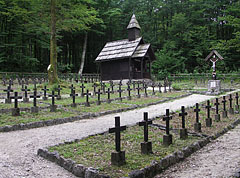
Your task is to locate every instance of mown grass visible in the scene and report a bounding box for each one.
[0,109,76,127]
[49,125,200,177]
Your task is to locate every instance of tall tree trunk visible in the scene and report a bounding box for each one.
[48,0,58,84]
[78,32,88,75]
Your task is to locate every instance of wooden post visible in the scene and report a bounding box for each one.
[141,58,143,78]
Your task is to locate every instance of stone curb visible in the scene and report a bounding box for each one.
[0,94,190,133]
[37,118,240,178]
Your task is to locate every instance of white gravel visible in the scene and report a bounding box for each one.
[155,124,240,178]
[0,92,238,178]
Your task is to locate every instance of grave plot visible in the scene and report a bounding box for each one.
[153,93,240,137]
[40,93,240,178]
[47,121,200,178]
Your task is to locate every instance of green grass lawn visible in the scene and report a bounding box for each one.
[0,109,77,127]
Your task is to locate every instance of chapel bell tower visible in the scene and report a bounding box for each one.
[127,14,141,41]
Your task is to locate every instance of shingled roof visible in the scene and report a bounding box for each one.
[95,37,142,62]
[205,50,224,61]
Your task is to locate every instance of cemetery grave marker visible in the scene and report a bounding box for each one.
[143,83,148,97]
[132,81,136,91]
[83,89,91,107]
[136,82,141,98]
[214,98,221,121]
[3,86,13,104]
[56,85,62,100]
[70,89,78,107]
[109,116,126,166]
[10,92,22,116]
[235,93,239,113]
[127,83,132,100]
[92,83,98,96]
[228,94,234,114]
[42,86,49,100]
[102,82,106,94]
[95,89,102,105]
[194,103,201,132]
[80,84,85,97]
[106,88,111,104]
[30,90,41,113]
[205,100,212,127]
[151,82,155,95]
[110,80,114,94]
[21,86,30,103]
[49,91,58,112]
[179,106,188,139]
[117,86,124,102]
[163,109,173,146]
[138,112,153,154]
[69,84,75,95]
[222,96,228,118]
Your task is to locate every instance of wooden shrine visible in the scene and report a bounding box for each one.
[95,14,156,81]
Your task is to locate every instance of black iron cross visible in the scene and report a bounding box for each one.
[179,106,188,129]
[42,86,49,98]
[80,83,85,97]
[4,86,13,100]
[132,81,136,91]
[49,91,58,106]
[117,86,124,100]
[83,89,91,106]
[69,84,75,95]
[92,83,98,96]
[21,86,30,100]
[143,83,148,97]
[70,89,78,105]
[127,84,132,98]
[136,83,141,97]
[139,112,152,142]
[110,80,114,93]
[106,88,111,101]
[205,100,211,118]
[215,98,220,114]
[95,89,102,104]
[163,109,172,135]
[152,83,155,95]
[102,83,106,94]
[109,116,126,152]
[236,93,239,106]
[229,94,233,108]
[30,90,41,107]
[194,103,201,123]
[57,85,62,96]
[10,92,22,109]
[222,96,227,111]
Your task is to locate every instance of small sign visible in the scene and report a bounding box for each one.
[211,81,216,88]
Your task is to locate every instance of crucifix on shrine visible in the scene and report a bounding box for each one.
[205,50,224,94]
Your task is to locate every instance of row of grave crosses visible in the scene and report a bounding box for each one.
[108,93,239,166]
[2,76,48,87]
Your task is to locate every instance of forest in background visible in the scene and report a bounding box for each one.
[0,0,239,77]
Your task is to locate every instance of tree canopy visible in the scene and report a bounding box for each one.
[0,0,239,76]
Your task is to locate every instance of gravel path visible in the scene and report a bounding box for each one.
[155,124,240,178]
[0,93,236,178]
